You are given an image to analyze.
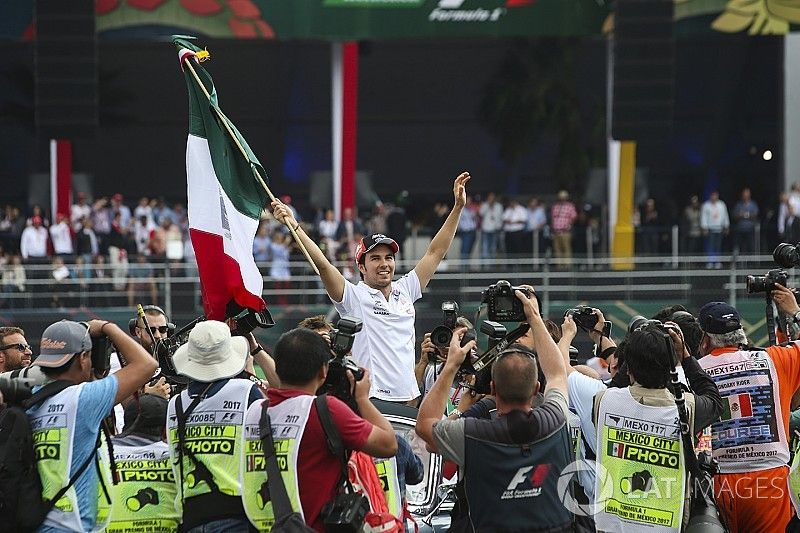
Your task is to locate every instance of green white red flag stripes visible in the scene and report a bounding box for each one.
[173,36,268,320]
[721,393,753,421]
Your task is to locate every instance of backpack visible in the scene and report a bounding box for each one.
[348,451,403,533]
[0,381,99,533]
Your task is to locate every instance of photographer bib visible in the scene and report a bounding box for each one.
[698,349,788,473]
[167,379,250,501]
[107,439,180,533]
[596,388,686,533]
[241,395,313,530]
[28,383,113,533]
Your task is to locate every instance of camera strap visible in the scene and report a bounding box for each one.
[175,383,221,501]
[315,394,355,493]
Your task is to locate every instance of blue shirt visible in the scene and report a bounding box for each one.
[30,375,119,533]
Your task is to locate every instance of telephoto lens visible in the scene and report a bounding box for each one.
[773,243,800,268]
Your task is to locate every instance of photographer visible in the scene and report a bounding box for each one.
[592,321,722,532]
[0,326,33,372]
[271,172,470,403]
[165,320,264,532]
[26,319,158,532]
[416,288,574,532]
[697,297,800,532]
[241,328,397,532]
[415,316,475,411]
[108,394,179,533]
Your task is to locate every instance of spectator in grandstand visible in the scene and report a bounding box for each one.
[75,216,99,262]
[0,325,33,372]
[252,221,271,262]
[27,204,50,228]
[109,394,179,532]
[269,230,292,305]
[111,193,132,228]
[527,197,548,256]
[366,202,388,236]
[416,288,573,532]
[133,214,155,255]
[20,215,49,260]
[1,254,26,294]
[0,206,25,254]
[92,197,112,252]
[700,190,729,268]
[166,320,263,532]
[733,187,759,254]
[49,213,74,257]
[592,320,722,531]
[272,172,470,403]
[457,195,479,262]
[240,327,397,532]
[551,190,577,263]
[697,294,800,532]
[133,196,154,226]
[479,192,503,259]
[502,198,529,256]
[27,319,158,532]
[639,197,661,255]
[784,201,800,244]
[70,192,91,230]
[335,206,365,245]
[682,194,703,255]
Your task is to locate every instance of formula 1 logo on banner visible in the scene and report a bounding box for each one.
[430,0,535,22]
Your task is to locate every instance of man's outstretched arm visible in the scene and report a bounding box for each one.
[414,172,470,289]
[272,200,347,302]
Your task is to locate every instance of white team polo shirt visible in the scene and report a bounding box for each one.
[332,270,422,401]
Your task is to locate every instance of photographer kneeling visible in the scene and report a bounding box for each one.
[241,328,397,532]
[27,319,158,532]
[416,288,573,533]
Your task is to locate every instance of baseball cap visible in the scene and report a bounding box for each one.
[355,233,399,264]
[35,320,92,368]
[123,393,168,433]
[698,302,741,334]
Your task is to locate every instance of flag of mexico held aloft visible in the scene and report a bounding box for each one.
[173,36,268,321]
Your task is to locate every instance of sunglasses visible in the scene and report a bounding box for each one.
[144,326,170,335]
[0,343,32,352]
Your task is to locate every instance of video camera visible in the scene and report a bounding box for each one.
[564,305,599,331]
[318,317,364,411]
[0,366,47,406]
[482,280,534,322]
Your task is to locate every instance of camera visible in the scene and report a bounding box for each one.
[746,268,788,294]
[321,492,369,533]
[483,280,534,322]
[773,242,800,268]
[319,317,365,411]
[228,306,275,337]
[564,305,599,331]
[468,321,508,395]
[430,301,476,351]
[0,366,47,405]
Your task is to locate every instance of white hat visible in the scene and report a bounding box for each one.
[172,320,248,382]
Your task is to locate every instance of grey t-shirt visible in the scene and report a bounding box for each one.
[432,388,569,465]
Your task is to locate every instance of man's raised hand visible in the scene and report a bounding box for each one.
[445,326,475,371]
[453,172,470,209]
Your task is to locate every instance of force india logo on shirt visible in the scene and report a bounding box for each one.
[429,0,532,22]
[502,464,550,500]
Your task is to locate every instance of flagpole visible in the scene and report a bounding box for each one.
[182,56,320,276]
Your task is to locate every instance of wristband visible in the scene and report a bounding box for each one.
[250,345,264,356]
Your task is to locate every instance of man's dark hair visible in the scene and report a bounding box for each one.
[652,305,688,322]
[625,329,673,389]
[39,354,81,378]
[274,328,332,385]
[298,315,333,332]
[492,348,538,404]
[670,312,703,358]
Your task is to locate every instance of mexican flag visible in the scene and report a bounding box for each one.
[722,393,753,421]
[608,442,625,458]
[174,36,268,320]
